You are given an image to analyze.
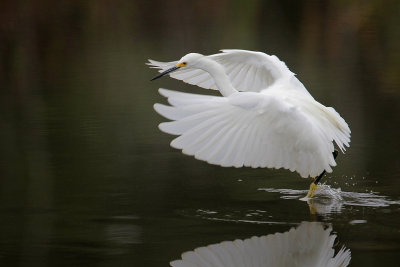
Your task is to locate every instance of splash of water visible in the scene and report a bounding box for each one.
[181,184,400,224]
[258,184,400,213]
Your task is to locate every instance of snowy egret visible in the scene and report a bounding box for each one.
[148,50,350,198]
[170,222,351,267]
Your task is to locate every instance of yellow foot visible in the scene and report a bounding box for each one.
[306,183,318,198]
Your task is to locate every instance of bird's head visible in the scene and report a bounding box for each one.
[151,53,204,81]
[176,53,204,68]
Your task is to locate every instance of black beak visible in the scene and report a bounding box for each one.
[150,66,180,81]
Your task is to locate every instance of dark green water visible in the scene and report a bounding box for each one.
[1,1,400,266]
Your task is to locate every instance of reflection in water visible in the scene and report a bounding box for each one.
[348,219,367,225]
[105,224,142,245]
[103,216,142,247]
[259,184,400,216]
[170,222,351,267]
[306,198,343,216]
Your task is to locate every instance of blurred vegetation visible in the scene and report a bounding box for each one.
[0,0,399,94]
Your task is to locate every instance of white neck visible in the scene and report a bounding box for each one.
[197,58,238,97]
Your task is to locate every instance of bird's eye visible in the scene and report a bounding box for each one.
[182,62,187,66]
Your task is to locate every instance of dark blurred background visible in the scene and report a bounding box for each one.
[0,1,399,266]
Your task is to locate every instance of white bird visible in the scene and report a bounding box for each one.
[148,50,351,198]
[169,221,351,267]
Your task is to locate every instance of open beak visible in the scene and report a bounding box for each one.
[150,66,180,81]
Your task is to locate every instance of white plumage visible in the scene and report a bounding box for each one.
[170,222,351,267]
[148,50,350,178]
[149,50,307,94]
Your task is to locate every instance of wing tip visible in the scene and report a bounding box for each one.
[158,88,172,97]
[153,103,163,113]
[146,59,157,66]
[158,122,177,135]
[154,102,180,120]
[146,59,175,69]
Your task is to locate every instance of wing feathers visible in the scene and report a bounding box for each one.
[154,89,350,178]
[148,50,298,93]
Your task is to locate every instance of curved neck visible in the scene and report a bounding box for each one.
[198,58,237,97]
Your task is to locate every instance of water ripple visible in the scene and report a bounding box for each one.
[178,208,297,225]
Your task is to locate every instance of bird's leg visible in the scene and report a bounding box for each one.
[306,183,318,198]
[306,150,339,198]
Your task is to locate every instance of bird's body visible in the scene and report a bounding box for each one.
[148,50,350,182]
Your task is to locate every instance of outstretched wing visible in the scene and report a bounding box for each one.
[148,49,299,92]
[154,88,350,178]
